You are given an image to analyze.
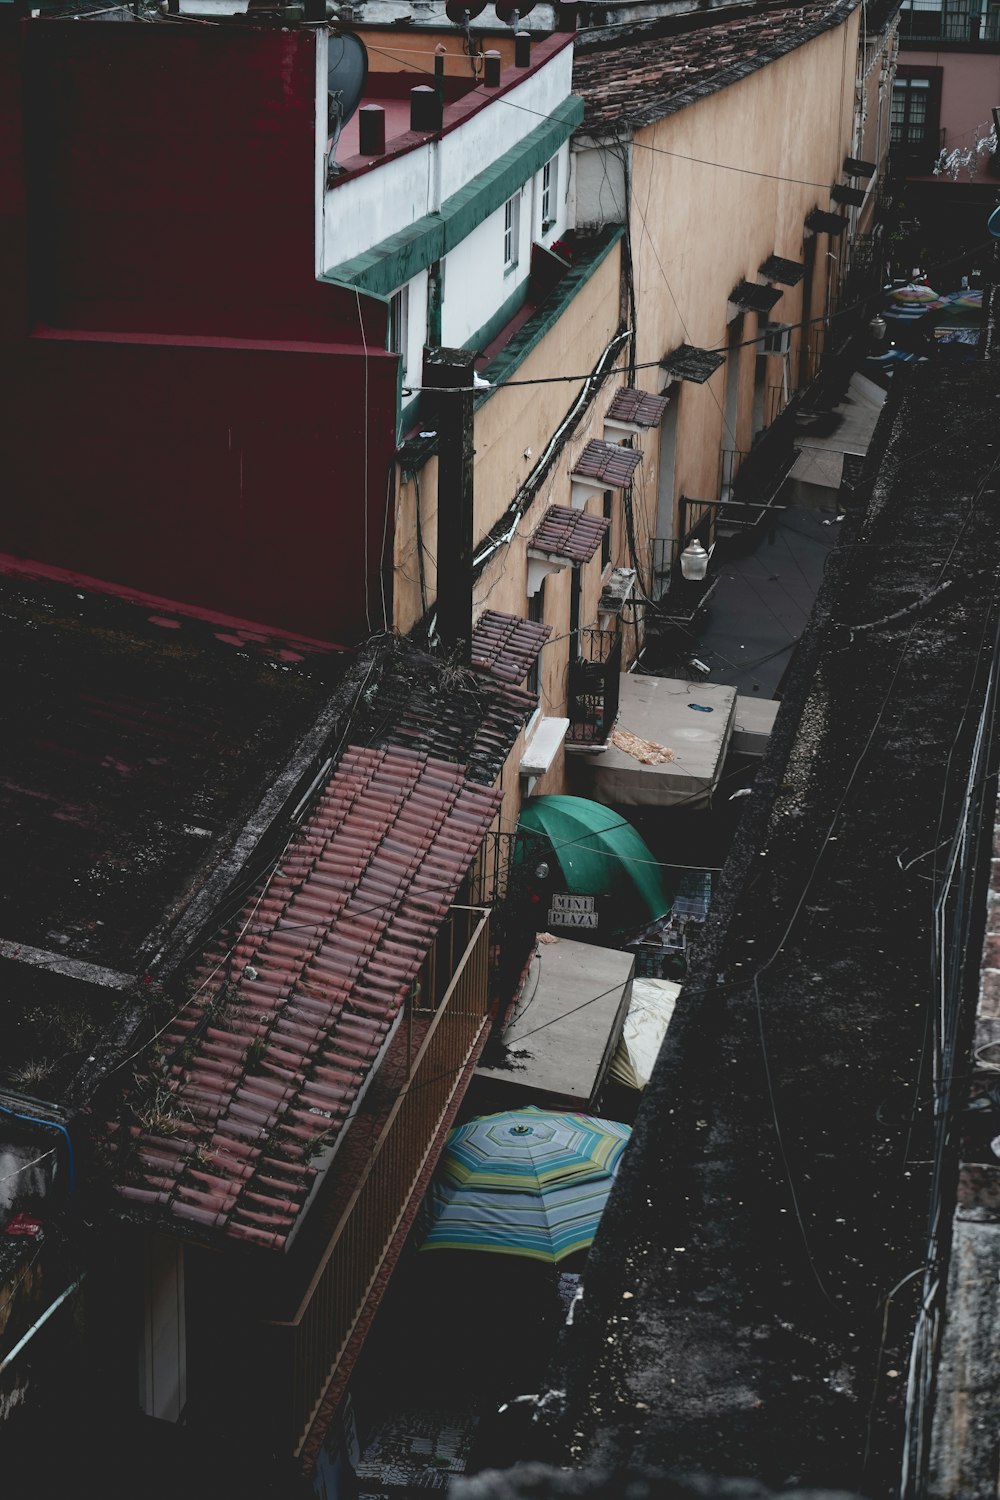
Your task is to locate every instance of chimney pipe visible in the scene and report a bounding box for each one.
[514,30,531,67]
[410,85,442,132]
[358,104,386,156]
[483,50,502,88]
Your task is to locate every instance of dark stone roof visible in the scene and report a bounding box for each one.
[471,610,551,686]
[805,206,848,235]
[573,0,858,135]
[529,505,611,565]
[729,279,783,313]
[831,183,867,207]
[843,155,876,177]
[572,438,642,487]
[606,386,670,428]
[660,342,726,383]
[759,253,806,286]
[535,361,1000,1492]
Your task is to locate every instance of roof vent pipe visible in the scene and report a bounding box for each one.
[514,30,531,67]
[410,85,443,132]
[358,104,386,156]
[483,50,502,87]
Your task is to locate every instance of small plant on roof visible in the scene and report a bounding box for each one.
[8,1057,55,1090]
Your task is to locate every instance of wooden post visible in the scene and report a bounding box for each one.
[423,346,476,662]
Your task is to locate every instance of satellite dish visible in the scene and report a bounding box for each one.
[445,0,488,24]
[327,33,368,128]
[495,0,535,19]
[327,34,368,176]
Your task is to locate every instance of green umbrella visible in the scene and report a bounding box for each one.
[515,794,669,938]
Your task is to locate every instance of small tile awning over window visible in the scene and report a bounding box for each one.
[844,156,876,179]
[759,255,805,287]
[831,183,866,207]
[471,610,552,686]
[109,746,502,1251]
[805,208,848,236]
[572,439,641,488]
[729,280,783,314]
[606,387,670,428]
[660,343,725,384]
[529,504,610,566]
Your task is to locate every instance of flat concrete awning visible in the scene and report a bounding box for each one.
[570,675,737,807]
[475,937,634,1110]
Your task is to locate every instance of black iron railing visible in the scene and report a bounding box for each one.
[567,629,622,746]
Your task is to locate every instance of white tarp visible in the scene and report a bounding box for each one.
[609,977,681,1090]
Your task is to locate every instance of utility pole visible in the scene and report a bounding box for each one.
[423,345,475,663]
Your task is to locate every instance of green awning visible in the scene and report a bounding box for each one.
[515,795,669,938]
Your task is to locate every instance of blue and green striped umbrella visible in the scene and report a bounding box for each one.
[439,1108,631,1192]
[421,1173,620,1263]
[420,1108,631,1263]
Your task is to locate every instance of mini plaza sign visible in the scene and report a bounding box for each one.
[548,892,599,929]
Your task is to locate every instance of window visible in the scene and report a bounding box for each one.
[527,581,545,695]
[503,193,520,272]
[891,77,932,146]
[388,285,409,380]
[541,156,558,231]
[761,323,792,356]
[601,490,613,570]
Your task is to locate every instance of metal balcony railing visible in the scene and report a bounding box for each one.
[899,6,1000,41]
[268,906,492,1454]
[566,629,622,747]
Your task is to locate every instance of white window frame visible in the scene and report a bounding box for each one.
[503,193,520,273]
[388,284,409,381]
[541,156,558,231]
[761,322,791,356]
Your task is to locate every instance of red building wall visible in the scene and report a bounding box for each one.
[1,331,398,643]
[0,14,397,644]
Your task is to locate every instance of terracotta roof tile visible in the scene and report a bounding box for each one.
[471,610,552,686]
[660,342,725,384]
[110,746,501,1250]
[759,254,806,287]
[372,670,534,785]
[831,183,867,207]
[573,3,855,134]
[572,438,641,488]
[806,207,848,235]
[729,280,783,314]
[528,504,611,566]
[607,386,670,428]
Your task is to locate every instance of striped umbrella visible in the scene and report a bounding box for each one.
[437,1108,631,1192]
[421,1171,621,1263]
[890,283,940,304]
[419,1108,631,1263]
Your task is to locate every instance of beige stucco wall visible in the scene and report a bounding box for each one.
[576,9,861,550]
[393,240,654,835]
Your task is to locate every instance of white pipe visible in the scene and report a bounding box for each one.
[0,1274,85,1376]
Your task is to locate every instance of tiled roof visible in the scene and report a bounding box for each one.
[806,207,848,235]
[606,386,670,428]
[831,183,866,207]
[111,747,502,1250]
[729,280,783,314]
[660,342,725,384]
[573,2,856,134]
[529,505,611,566]
[471,610,552,686]
[572,438,642,488]
[844,156,876,178]
[759,254,806,287]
